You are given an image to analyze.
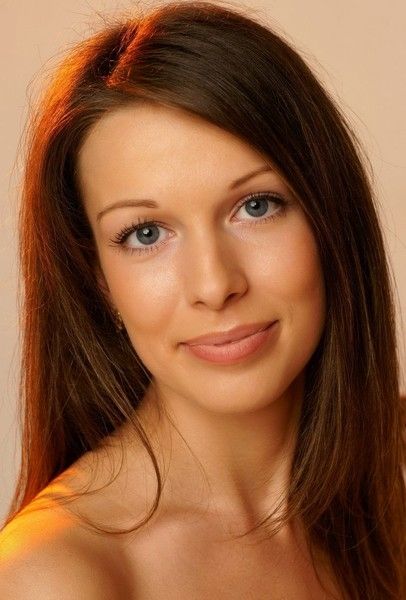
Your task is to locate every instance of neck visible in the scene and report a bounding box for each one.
[132,373,305,524]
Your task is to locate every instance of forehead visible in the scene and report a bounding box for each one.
[76,103,273,209]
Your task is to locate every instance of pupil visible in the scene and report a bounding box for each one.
[247,198,268,217]
[133,198,270,248]
[137,226,159,245]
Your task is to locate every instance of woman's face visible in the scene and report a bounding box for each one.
[78,102,326,414]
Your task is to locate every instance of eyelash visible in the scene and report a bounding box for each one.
[108,192,288,256]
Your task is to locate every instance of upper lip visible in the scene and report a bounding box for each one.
[182,320,276,346]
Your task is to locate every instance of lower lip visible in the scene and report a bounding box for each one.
[181,321,278,365]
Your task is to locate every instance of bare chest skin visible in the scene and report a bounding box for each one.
[33,447,343,599]
[94,507,343,600]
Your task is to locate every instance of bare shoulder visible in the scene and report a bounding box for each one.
[0,494,132,599]
[0,434,153,599]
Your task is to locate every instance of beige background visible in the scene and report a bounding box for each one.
[1,0,405,523]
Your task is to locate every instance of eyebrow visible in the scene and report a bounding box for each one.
[96,164,273,223]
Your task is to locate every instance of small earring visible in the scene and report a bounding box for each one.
[113,309,124,332]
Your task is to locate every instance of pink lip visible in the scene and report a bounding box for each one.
[182,320,276,346]
[181,321,278,365]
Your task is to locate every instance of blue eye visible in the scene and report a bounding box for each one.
[110,191,287,255]
[111,219,169,255]
[234,192,286,221]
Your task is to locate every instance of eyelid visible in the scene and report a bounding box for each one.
[232,191,284,215]
[109,190,288,253]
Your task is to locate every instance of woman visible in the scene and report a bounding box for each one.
[0,1,404,598]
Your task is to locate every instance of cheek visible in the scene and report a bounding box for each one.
[101,257,179,350]
[99,215,325,369]
[258,216,325,310]
[269,223,326,363]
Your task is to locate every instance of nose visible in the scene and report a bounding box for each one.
[183,230,248,311]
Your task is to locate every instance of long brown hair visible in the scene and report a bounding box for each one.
[3,1,405,597]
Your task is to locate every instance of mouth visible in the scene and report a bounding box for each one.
[181,321,279,365]
[209,324,270,346]
[182,320,277,347]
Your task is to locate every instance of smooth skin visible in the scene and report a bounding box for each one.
[77,101,326,523]
[1,103,340,599]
